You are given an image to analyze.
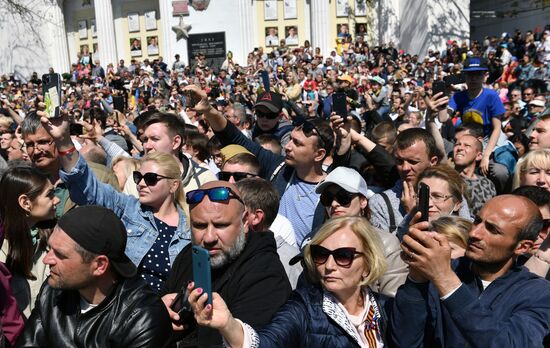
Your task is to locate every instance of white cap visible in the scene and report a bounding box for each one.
[316,167,374,199]
[530,99,545,108]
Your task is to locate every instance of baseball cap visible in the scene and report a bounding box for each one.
[368,76,385,86]
[57,206,136,278]
[462,56,488,72]
[255,91,283,113]
[220,144,254,162]
[315,167,374,199]
[529,100,545,108]
[337,74,354,84]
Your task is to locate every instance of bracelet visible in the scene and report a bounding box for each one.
[58,146,77,156]
[534,250,550,264]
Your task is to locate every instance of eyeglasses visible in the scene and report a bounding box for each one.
[543,219,550,229]
[25,139,54,150]
[133,171,176,186]
[256,110,279,119]
[418,192,453,204]
[320,189,358,207]
[310,245,363,267]
[293,117,331,149]
[217,171,257,182]
[186,186,244,205]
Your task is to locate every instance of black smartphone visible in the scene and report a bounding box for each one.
[170,289,194,325]
[113,96,124,113]
[192,246,212,305]
[444,74,465,86]
[432,81,447,97]
[42,73,62,118]
[260,70,270,92]
[418,182,430,222]
[332,92,348,119]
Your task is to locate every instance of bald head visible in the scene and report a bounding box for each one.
[484,195,542,242]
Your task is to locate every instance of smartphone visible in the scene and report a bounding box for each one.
[432,81,447,97]
[170,289,194,325]
[192,246,212,305]
[418,182,430,222]
[42,73,62,118]
[113,96,124,113]
[260,70,270,92]
[332,92,348,119]
[443,74,465,86]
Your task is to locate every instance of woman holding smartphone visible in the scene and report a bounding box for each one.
[189,216,391,347]
[37,111,189,292]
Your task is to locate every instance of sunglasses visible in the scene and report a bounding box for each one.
[293,117,330,149]
[543,218,550,229]
[310,245,363,267]
[256,110,279,119]
[186,186,244,205]
[217,171,256,182]
[133,171,176,186]
[320,189,357,207]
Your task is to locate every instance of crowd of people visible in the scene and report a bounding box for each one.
[0,22,549,347]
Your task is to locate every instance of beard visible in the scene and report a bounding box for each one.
[209,224,247,269]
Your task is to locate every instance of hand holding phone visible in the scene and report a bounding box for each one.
[332,92,347,120]
[42,73,62,118]
[418,182,430,222]
[192,246,212,305]
[432,81,447,97]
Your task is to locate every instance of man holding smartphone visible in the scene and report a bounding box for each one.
[160,181,291,347]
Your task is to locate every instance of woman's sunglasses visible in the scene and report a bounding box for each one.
[133,171,176,186]
[217,171,256,182]
[186,186,244,205]
[310,245,363,267]
[320,189,357,207]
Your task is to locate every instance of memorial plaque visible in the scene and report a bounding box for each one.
[187,32,226,72]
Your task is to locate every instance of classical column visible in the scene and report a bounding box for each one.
[237,0,257,64]
[49,0,70,73]
[94,0,118,66]
[159,0,174,65]
[310,0,330,57]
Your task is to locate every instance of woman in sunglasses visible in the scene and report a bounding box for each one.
[189,216,391,347]
[314,166,407,297]
[37,113,189,293]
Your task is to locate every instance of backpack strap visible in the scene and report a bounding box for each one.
[380,192,396,232]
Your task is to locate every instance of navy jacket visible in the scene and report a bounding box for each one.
[390,258,550,347]
[248,285,392,348]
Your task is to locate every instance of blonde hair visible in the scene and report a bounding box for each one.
[112,156,140,198]
[139,152,186,212]
[303,217,387,287]
[513,149,550,189]
[429,216,471,249]
[0,116,14,129]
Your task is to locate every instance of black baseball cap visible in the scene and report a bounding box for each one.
[462,57,488,72]
[57,206,136,278]
[255,91,283,113]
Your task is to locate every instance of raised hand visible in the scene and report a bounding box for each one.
[183,84,211,113]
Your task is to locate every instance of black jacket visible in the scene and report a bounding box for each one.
[17,275,172,348]
[162,232,292,347]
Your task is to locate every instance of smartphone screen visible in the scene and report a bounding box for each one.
[42,73,62,118]
[192,246,212,305]
[332,92,347,119]
[260,70,270,92]
[418,182,430,222]
[432,81,447,97]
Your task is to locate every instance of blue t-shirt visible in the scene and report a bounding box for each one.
[448,88,505,137]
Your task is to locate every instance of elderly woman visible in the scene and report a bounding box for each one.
[398,164,471,241]
[512,149,550,191]
[314,166,407,297]
[189,216,391,347]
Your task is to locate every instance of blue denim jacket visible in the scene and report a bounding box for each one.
[59,155,190,266]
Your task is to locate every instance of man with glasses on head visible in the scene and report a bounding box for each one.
[184,85,334,248]
[160,181,291,347]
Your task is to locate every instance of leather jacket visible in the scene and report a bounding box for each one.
[17,275,172,348]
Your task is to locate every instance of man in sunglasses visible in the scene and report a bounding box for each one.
[160,181,291,347]
[250,91,293,147]
[184,85,334,247]
[392,195,550,347]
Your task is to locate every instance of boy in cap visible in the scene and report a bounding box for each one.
[18,205,172,348]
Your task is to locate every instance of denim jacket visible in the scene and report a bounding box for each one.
[59,155,190,266]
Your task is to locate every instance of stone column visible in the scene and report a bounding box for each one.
[159,0,174,66]
[94,0,118,66]
[310,0,330,57]
[49,0,70,73]
[237,0,256,64]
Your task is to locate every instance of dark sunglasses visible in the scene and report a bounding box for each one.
[320,189,357,207]
[310,245,363,267]
[256,110,279,119]
[293,117,330,149]
[133,171,176,186]
[186,186,244,205]
[217,171,256,182]
[543,218,550,229]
